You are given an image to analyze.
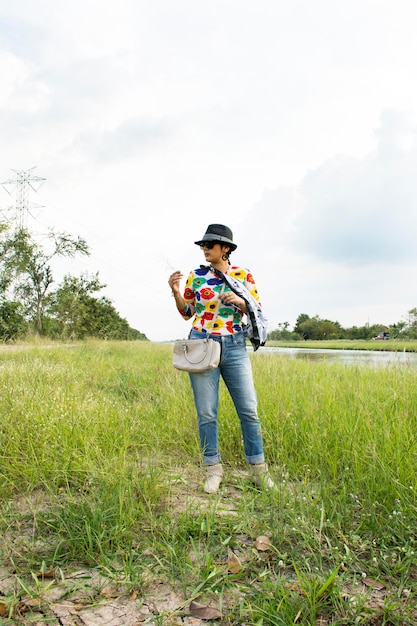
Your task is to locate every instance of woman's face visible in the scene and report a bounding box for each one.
[201,242,229,264]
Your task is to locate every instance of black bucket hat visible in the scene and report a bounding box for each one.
[194,224,237,251]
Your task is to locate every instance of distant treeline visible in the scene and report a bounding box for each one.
[0,222,147,342]
[268,310,417,341]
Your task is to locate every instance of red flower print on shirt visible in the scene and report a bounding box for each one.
[200,287,215,300]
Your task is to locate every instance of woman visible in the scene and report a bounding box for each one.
[168,224,275,494]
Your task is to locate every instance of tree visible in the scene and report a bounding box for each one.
[265,309,417,343]
[268,321,300,341]
[294,314,343,340]
[0,226,32,295]
[297,316,320,340]
[275,314,344,340]
[0,219,147,341]
[294,313,311,338]
[45,273,104,339]
[14,229,89,334]
[45,273,147,340]
[406,308,417,339]
[0,300,26,341]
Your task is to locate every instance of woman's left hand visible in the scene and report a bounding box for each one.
[221,292,247,313]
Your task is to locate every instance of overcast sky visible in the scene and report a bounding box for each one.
[1,1,417,341]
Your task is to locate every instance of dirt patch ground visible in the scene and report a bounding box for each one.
[0,470,248,625]
[1,469,415,625]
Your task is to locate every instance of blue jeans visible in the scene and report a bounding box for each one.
[188,329,265,466]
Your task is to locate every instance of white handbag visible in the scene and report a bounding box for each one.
[172,337,221,372]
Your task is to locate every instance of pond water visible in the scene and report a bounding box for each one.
[260,346,417,368]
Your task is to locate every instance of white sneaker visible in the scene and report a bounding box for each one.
[203,463,223,494]
[250,463,276,490]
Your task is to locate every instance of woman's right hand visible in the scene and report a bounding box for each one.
[168,271,183,294]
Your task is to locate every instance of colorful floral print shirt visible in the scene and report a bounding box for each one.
[178,265,261,335]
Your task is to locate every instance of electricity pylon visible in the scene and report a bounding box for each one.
[1,166,46,230]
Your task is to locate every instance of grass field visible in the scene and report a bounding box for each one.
[0,340,416,624]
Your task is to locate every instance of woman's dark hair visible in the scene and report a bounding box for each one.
[221,246,232,262]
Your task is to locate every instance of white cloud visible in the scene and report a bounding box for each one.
[1,1,417,340]
[294,115,417,265]
[238,108,417,330]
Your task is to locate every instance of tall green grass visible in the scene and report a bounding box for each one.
[1,341,416,624]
